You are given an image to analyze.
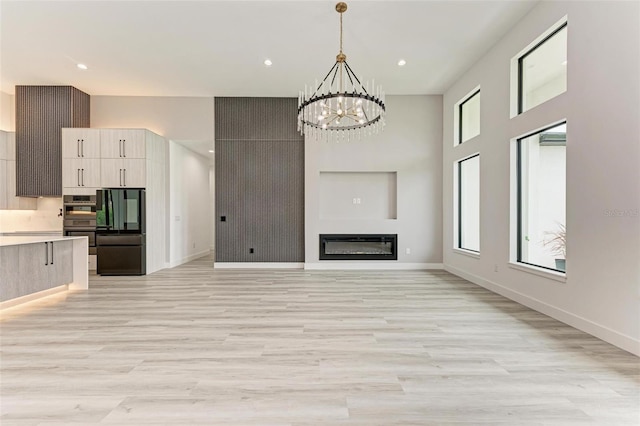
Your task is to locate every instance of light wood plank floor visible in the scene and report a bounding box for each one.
[1,256,638,425]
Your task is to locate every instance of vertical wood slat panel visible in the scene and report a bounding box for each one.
[15,86,90,197]
[215,98,304,262]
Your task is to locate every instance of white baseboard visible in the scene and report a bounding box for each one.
[304,262,444,270]
[444,264,640,357]
[214,262,304,269]
[169,249,211,269]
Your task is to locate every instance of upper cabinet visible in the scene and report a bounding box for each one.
[15,86,90,197]
[62,128,101,159]
[100,129,145,159]
[62,128,164,195]
[0,131,37,210]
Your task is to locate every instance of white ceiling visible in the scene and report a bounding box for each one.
[0,0,539,97]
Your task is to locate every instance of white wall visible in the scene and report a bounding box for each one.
[305,95,443,268]
[0,92,15,131]
[169,141,212,267]
[91,96,214,142]
[443,1,640,355]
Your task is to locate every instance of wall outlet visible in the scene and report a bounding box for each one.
[250,248,254,254]
[405,248,411,255]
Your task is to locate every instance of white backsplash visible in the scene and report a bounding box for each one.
[0,197,63,232]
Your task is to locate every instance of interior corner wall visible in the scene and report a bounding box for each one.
[442,1,640,355]
[214,97,304,263]
[0,92,15,131]
[305,95,443,267]
[169,141,213,267]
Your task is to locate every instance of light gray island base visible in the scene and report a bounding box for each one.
[0,236,88,308]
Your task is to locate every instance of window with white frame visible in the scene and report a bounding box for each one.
[518,23,567,113]
[516,122,566,272]
[458,154,480,252]
[458,90,480,144]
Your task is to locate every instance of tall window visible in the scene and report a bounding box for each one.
[518,23,567,113]
[458,154,480,252]
[458,90,480,144]
[517,122,566,272]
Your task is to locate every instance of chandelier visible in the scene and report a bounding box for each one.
[298,2,386,142]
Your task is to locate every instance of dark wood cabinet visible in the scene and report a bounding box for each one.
[15,86,90,197]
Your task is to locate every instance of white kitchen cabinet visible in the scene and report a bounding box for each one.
[62,158,101,193]
[60,128,167,276]
[62,128,101,159]
[0,131,37,210]
[0,131,7,161]
[0,160,7,209]
[100,129,146,159]
[101,158,146,188]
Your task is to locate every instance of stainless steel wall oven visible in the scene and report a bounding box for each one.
[63,195,97,255]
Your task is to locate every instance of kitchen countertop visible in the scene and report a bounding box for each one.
[0,235,86,247]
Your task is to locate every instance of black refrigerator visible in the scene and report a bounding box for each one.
[96,188,146,275]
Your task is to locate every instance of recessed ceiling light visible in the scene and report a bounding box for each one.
[77,63,88,70]
[397,59,407,67]
[264,59,273,67]
[208,150,214,153]
[562,60,568,66]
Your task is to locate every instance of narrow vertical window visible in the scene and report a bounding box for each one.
[518,23,567,113]
[517,122,566,272]
[458,154,480,252]
[458,90,481,144]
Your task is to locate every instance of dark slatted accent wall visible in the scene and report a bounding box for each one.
[71,86,91,127]
[15,86,90,196]
[215,97,304,262]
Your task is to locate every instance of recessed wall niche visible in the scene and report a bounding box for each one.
[319,171,397,220]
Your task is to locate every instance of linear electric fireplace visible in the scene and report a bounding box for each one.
[319,234,398,260]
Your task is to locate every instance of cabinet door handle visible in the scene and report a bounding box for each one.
[45,242,49,265]
[81,169,85,186]
[77,169,81,186]
[123,139,126,157]
[50,241,54,265]
[123,169,126,186]
[119,139,122,157]
[77,139,81,157]
[119,169,123,186]
[81,139,84,157]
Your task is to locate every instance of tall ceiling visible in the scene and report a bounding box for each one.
[0,0,539,97]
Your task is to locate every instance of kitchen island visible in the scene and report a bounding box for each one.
[0,236,88,308]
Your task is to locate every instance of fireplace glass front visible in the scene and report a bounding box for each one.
[319,234,397,260]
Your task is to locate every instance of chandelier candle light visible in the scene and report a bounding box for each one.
[298,2,386,142]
